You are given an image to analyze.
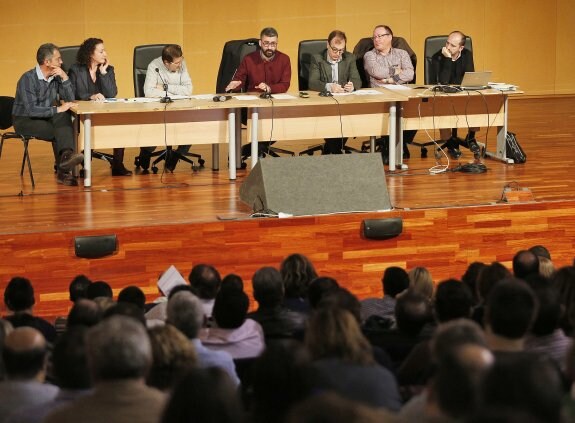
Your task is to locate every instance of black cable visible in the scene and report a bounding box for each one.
[330,95,345,151]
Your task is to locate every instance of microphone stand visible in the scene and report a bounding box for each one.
[155,68,172,103]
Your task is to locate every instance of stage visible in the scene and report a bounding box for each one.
[1,96,574,319]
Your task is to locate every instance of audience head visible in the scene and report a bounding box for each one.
[68,274,92,302]
[167,291,204,339]
[252,340,312,423]
[161,44,183,66]
[317,287,361,323]
[528,244,551,260]
[252,267,284,308]
[36,43,59,66]
[308,276,339,309]
[103,301,146,326]
[395,291,433,336]
[188,264,221,300]
[512,250,540,279]
[485,278,538,340]
[76,37,104,66]
[221,273,244,292]
[0,319,13,380]
[67,298,102,328]
[476,262,512,302]
[85,280,113,300]
[212,287,249,329]
[4,276,35,312]
[85,315,152,382]
[382,266,409,298]
[52,326,91,389]
[538,256,555,279]
[2,326,47,380]
[305,306,373,365]
[462,261,487,305]
[553,265,575,334]
[480,353,562,423]
[161,367,243,423]
[408,266,434,300]
[147,324,197,391]
[117,285,146,310]
[529,283,562,337]
[434,279,474,322]
[281,253,318,299]
[431,318,488,360]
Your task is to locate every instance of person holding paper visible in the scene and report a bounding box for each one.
[138,45,193,171]
[431,31,480,159]
[68,38,132,176]
[308,30,362,154]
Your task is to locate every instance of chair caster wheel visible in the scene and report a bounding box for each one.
[421,147,428,158]
[198,159,205,167]
[240,162,247,169]
[152,166,159,174]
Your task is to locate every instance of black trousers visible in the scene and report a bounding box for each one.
[13,112,75,158]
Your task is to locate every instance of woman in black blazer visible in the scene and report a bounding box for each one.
[69,38,132,176]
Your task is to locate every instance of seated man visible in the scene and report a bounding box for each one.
[138,44,193,172]
[431,31,480,159]
[308,30,362,154]
[12,43,84,186]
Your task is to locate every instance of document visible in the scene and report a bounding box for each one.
[234,95,260,100]
[354,89,382,95]
[157,265,187,296]
[382,84,410,91]
[271,93,297,99]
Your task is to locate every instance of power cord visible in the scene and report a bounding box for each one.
[452,163,488,173]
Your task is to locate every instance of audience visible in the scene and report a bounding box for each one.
[188,263,222,322]
[280,253,318,313]
[408,266,434,301]
[471,262,512,327]
[54,275,92,334]
[554,265,575,336]
[512,249,540,279]
[360,266,409,323]
[308,276,339,309]
[85,280,113,300]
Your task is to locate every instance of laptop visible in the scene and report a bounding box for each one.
[460,71,492,90]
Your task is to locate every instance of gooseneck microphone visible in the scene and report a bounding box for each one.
[155,68,173,103]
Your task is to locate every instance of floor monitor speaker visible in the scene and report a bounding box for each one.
[362,217,403,240]
[239,154,391,216]
[74,234,117,258]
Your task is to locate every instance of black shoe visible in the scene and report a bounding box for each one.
[403,143,410,159]
[467,138,481,159]
[57,170,78,186]
[137,152,151,170]
[59,151,84,171]
[112,164,133,176]
[445,137,462,159]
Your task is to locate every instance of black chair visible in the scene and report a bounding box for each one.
[132,44,204,174]
[60,45,114,167]
[0,96,51,188]
[423,35,474,156]
[353,37,417,159]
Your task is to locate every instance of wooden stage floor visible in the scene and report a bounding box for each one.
[1,96,574,319]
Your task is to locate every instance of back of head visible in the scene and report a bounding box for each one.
[4,276,35,312]
[221,273,244,292]
[167,291,204,339]
[305,306,373,365]
[69,274,92,302]
[86,315,152,382]
[318,287,361,323]
[552,265,575,333]
[103,302,147,327]
[382,266,409,298]
[461,261,487,304]
[528,244,551,260]
[188,264,221,300]
[480,353,562,423]
[52,326,91,389]
[308,277,339,309]
[213,287,249,329]
[281,254,318,299]
[85,280,113,300]
[252,267,284,307]
[434,279,473,322]
[395,291,432,336]
[408,266,434,300]
[476,262,511,302]
[118,285,146,310]
[485,278,537,339]
[512,250,540,279]
[431,318,488,364]
[147,324,197,391]
[161,367,243,423]
[67,298,102,329]
[2,326,47,380]
[162,44,183,63]
[530,283,561,336]
[538,256,555,279]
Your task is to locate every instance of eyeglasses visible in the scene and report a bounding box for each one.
[329,45,345,54]
[261,41,278,48]
[373,33,391,40]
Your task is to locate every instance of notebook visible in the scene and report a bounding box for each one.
[460,71,492,90]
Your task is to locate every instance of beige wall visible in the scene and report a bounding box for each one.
[1,0,574,97]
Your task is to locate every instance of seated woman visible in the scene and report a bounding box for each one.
[69,38,132,176]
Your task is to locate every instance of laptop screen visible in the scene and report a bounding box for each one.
[460,71,492,89]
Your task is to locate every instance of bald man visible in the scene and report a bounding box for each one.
[0,327,58,422]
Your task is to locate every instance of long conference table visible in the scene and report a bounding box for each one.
[73,86,519,187]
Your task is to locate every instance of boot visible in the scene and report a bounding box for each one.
[111,148,133,176]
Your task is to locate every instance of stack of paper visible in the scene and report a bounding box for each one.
[488,82,518,91]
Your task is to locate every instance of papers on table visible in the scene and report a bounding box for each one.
[354,89,382,95]
[271,93,297,100]
[191,94,217,100]
[157,265,187,296]
[488,82,518,91]
[103,97,160,103]
[382,84,411,91]
[234,95,260,100]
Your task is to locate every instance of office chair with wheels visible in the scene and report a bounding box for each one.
[423,35,474,157]
[353,36,417,159]
[132,44,204,174]
[217,38,295,165]
[297,39,360,155]
[0,96,53,188]
[60,45,114,169]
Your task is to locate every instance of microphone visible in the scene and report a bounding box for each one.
[155,68,173,103]
[259,62,272,99]
[213,95,231,102]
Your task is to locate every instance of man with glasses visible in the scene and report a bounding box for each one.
[138,44,193,171]
[431,30,480,159]
[12,43,84,186]
[308,30,362,154]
